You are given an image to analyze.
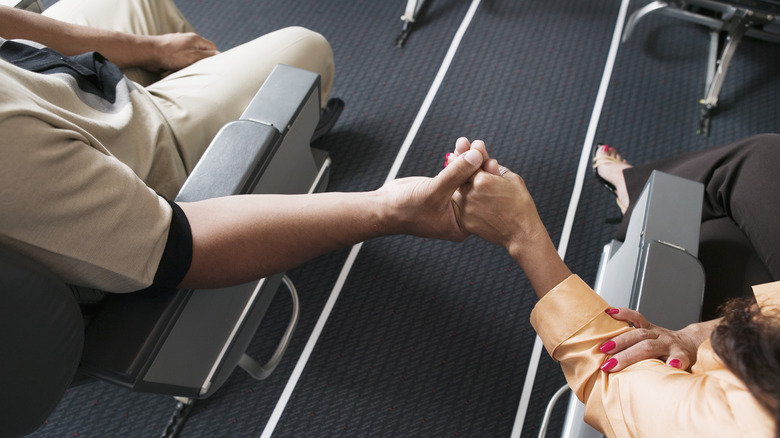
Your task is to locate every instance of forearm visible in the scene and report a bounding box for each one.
[506,229,572,299]
[0,6,155,68]
[173,148,484,289]
[177,191,392,289]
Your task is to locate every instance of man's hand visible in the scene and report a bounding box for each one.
[142,33,218,72]
[0,6,217,73]
[599,308,720,372]
[377,148,484,241]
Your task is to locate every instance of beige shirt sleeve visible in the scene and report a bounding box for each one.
[0,114,172,292]
[530,275,773,437]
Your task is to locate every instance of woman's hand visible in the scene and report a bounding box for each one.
[448,138,572,297]
[599,308,721,372]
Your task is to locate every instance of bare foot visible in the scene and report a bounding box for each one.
[593,144,631,211]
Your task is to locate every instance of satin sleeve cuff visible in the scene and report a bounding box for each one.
[530,274,612,359]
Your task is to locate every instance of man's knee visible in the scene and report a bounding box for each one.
[266,26,335,103]
[277,26,333,68]
[278,26,331,50]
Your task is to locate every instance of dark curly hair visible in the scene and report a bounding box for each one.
[711,298,780,438]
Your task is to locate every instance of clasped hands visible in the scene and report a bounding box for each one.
[378,137,547,253]
[448,138,554,264]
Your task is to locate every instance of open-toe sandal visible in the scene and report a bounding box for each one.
[591,143,627,220]
[591,143,619,195]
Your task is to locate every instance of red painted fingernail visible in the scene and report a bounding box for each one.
[600,358,618,372]
[605,308,619,315]
[668,359,681,369]
[445,153,451,167]
[599,340,616,354]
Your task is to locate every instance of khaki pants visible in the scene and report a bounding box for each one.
[44,0,335,172]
